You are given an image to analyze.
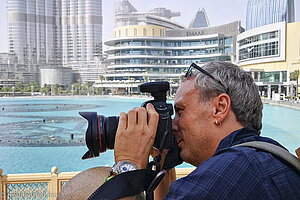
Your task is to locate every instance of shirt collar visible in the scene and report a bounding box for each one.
[215,127,259,154]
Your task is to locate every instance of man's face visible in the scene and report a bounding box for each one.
[173,77,217,166]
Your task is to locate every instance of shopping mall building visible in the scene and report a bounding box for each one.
[95,21,242,95]
[237,21,300,99]
[95,0,299,98]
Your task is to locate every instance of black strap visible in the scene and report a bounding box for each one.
[88,144,182,200]
[88,169,157,200]
[233,141,300,172]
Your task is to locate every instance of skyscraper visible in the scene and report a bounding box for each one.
[62,0,102,69]
[7,0,60,66]
[188,8,210,28]
[246,0,295,30]
[7,0,103,68]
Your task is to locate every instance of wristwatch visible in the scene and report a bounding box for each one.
[111,161,138,175]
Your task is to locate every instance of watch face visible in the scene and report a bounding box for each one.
[113,161,138,174]
[119,163,136,173]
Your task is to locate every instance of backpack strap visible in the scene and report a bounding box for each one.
[233,141,300,172]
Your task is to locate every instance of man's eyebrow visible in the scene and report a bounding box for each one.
[174,101,184,110]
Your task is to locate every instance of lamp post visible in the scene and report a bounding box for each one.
[31,85,34,96]
[71,85,74,96]
[12,86,15,97]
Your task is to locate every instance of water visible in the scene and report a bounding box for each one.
[261,105,300,153]
[0,97,300,174]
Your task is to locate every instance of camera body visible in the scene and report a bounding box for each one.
[140,81,173,150]
[80,81,175,160]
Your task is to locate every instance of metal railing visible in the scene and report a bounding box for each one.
[0,167,195,200]
[262,98,300,110]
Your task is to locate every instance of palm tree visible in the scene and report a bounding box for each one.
[99,75,104,82]
[290,70,300,97]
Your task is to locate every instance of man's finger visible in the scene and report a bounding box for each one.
[117,112,127,130]
[137,107,147,128]
[146,103,159,133]
[127,108,137,128]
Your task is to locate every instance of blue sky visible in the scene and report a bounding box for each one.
[0,0,299,53]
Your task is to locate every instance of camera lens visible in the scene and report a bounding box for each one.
[79,112,119,159]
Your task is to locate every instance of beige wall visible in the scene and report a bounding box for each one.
[113,25,166,38]
[286,22,300,72]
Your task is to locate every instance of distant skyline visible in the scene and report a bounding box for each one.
[0,0,299,53]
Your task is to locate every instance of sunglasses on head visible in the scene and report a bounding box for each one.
[185,63,228,93]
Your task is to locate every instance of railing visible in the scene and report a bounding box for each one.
[262,98,300,109]
[0,167,195,200]
[0,167,79,200]
[175,167,195,178]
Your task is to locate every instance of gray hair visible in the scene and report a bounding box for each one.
[193,61,263,131]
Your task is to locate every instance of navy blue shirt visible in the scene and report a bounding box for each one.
[165,127,300,199]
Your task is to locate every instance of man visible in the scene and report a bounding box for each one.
[113,61,300,199]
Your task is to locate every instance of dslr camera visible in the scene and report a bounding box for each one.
[79,81,175,159]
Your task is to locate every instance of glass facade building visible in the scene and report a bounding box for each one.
[7,0,103,68]
[95,1,242,95]
[246,0,295,30]
[7,0,60,66]
[238,21,300,99]
[238,31,279,61]
[105,35,232,83]
[188,8,210,28]
[237,22,286,66]
[102,21,242,94]
[62,0,102,69]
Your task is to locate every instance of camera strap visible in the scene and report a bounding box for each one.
[88,144,183,200]
[88,169,157,200]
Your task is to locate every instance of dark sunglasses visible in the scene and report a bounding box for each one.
[185,63,228,93]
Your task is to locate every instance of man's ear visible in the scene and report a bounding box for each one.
[212,93,231,123]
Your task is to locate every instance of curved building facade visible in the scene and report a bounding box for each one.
[40,67,73,88]
[237,22,286,66]
[246,0,295,30]
[237,22,300,99]
[99,21,242,94]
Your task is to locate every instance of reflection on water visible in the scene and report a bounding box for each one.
[0,97,300,174]
[0,98,139,146]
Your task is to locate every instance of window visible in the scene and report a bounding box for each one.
[134,28,137,36]
[143,28,146,36]
[131,41,143,46]
[261,72,282,83]
[165,41,180,47]
[225,37,233,45]
[148,41,162,46]
[239,31,279,47]
[239,41,278,61]
[149,50,162,56]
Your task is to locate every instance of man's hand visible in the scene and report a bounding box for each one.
[114,103,159,169]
